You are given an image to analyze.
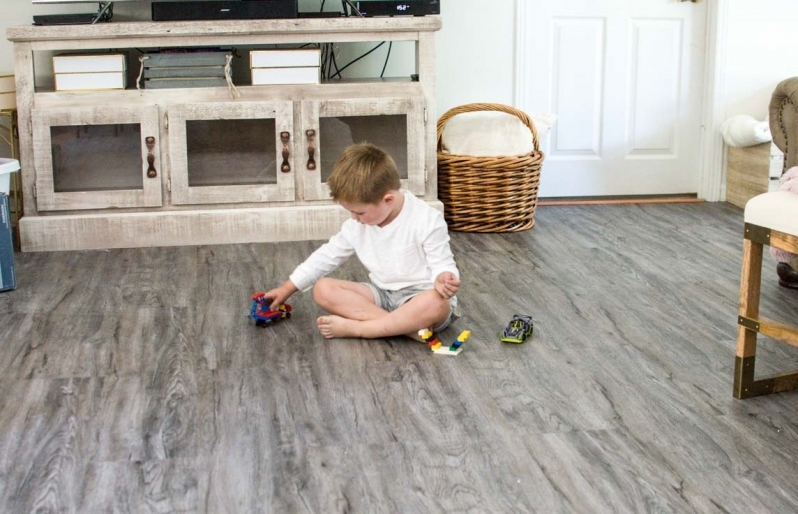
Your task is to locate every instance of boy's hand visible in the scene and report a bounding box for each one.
[262,281,298,309]
[434,272,460,299]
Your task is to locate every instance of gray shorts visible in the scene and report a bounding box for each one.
[363,282,459,332]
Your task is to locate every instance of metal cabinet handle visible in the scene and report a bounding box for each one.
[280,131,291,173]
[145,136,157,178]
[306,128,317,171]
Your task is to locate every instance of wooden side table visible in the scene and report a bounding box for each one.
[726,142,772,209]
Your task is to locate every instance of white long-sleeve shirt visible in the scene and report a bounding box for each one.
[289,190,459,294]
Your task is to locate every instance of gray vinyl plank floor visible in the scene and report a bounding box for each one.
[2,201,798,513]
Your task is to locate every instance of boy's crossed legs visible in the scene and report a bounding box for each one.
[312,277,453,340]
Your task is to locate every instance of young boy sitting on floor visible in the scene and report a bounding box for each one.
[261,142,461,340]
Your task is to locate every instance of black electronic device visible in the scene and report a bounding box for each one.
[33,12,105,25]
[33,0,117,25]
[354,0,439,17]
[152,0,298,21]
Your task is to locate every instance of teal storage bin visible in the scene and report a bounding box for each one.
[0,193,15,291]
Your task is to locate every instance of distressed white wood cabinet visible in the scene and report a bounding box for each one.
[7,17,441,251]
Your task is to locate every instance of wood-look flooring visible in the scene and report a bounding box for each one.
[2,201,798,513]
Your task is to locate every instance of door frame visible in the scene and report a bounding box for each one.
[515,0,729,201]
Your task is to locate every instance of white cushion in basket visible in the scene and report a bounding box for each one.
[745,191,798,236]
[441,111,557,157]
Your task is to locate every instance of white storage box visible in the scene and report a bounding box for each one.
[252,67,319,85]
[53,53,126,74]
[0,158,20,195]
[55,72,127,91]
[250,49,320,85]
[250,49,320,68]
[53,54,127,92]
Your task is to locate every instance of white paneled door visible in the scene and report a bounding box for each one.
[521,0,707,197]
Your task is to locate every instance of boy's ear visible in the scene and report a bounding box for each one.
[382,191,395,204]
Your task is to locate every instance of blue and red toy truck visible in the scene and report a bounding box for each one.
[250,292,292,327]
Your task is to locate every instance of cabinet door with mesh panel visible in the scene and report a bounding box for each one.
[168,101,295,205]
[299,96,425,201]
[31,105,162,211]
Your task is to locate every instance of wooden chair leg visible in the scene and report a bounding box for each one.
[734,238,762,399]
[734,237,798,398]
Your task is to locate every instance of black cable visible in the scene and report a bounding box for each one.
[328,44,332,77]
[325,43,331,79]
[380,41,392,78]
[320,0,326,12]
[328,43,335,79]
[332,42,385,79]
[342,0,363,17]
[316,46,320,78]
[330,46,341,78]
[321,43,326,80]
[329,43,337,80]
[321,43,329,80]
[97,2,114,22]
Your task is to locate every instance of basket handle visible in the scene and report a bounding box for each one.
[436,103,540,155]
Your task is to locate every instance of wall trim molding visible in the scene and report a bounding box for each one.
[514,0,529,110]
[699,0,729,201]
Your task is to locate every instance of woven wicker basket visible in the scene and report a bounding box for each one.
[437,103,544,232]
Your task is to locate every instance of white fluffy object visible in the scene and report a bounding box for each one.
[441,111,557,157]
[720,114,771,148]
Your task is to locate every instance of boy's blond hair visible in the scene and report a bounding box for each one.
[327,143,402,204]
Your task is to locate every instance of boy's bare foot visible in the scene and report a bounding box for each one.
[317,315,359,339]
[317,315,436,341]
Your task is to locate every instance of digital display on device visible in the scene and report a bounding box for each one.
[354,0,439,17]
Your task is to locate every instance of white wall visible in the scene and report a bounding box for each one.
[1,0,36,73]
[435,0,516,115]
[724,0,798,121]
